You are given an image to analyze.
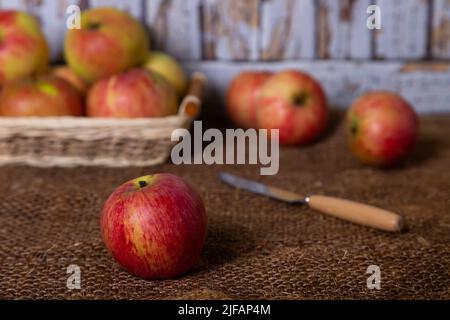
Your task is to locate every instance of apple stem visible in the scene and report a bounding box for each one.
[87,22,101,30]
[293,92,308,107]
[350,119,359,136]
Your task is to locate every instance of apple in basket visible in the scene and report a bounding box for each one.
[142,51,188,98]
[64,7,149,84]
[226,71,271,129]
[100,173,207,279]
[87,68,178,118]
[346,91,418,167]
[0,76,83,116]
[0,10,49,85]
[51,65,88,96]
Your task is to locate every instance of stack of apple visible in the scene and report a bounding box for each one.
[0,8,187,118]
[227,70,418,167]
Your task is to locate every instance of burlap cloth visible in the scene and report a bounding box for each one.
[0,114,449,299]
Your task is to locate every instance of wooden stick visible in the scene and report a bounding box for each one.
[307,195,404,232]
[179,72,206,119]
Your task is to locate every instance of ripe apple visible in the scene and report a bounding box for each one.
[0,76,83,116]
[51,65,88,96]
[64,7,149,84]
[87,68,178,118]
[347,91,418,167]
[226,71,271,129]
[100,173,207,279]
[256,70,328,145]
[142,51,187,98]
[0,10,49,85]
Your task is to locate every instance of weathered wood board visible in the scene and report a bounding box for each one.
[89,0,143,20]
[0,0,445,66]
[145,0,202,60]
[202,0,260,61]
[432,0,450,59]
[184,60,450,114]
[317,0,372,59]
[260,0,316,60]
[375,0,430,59]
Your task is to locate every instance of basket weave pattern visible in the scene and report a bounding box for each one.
[0,117,188,167]
[0,75,204,167]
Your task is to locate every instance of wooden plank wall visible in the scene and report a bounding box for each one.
[0,0,449,113]
[1,0,448,61]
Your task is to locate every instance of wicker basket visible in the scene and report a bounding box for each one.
[0,73,206,167]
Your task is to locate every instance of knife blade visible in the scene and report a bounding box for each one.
[218,172,404,232]
[218,172,305,204]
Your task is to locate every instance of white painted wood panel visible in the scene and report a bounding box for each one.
[260,0,316,60]
[375,0,430,59]
[432,0,450,59]
[318,0,372,59]
[145,0,202,60]
[89,0,143,20]
[202,0,260,61]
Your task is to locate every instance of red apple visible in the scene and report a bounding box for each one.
[0,10,50,85]
[256,70,328,145]
[0,76,83,116]
[226,71,271,128]
[100,173,207,279]
[87,68,178,118]
[64,7,149,84]
[347,91,418,167]
[51,65,88,96]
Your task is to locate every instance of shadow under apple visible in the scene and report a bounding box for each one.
[191,220,255,273]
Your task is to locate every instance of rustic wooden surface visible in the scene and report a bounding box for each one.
[375,0,430,59]
[318,0,372,59]
[145,0,202,60]
[202,0,260,61]
[260,0,316,60]
[432,0,450,59]
[89,0,143,19]
[0,0,449,61]
[1,0,450,113]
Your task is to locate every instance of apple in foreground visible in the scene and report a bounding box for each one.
[0,76,83,116]
[256,70,328,145]
[142,51,187,98]
[226,71,271,129]
[347,91,418,167]
[0,10,49,85]
[87,68,178,118]
[64,7,149,84]
[51,65,88,96]
[100,173,207,279]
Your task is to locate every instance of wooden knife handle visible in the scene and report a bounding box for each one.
[307,195,404,232]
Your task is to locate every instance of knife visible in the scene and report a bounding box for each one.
[218,172,404,232]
